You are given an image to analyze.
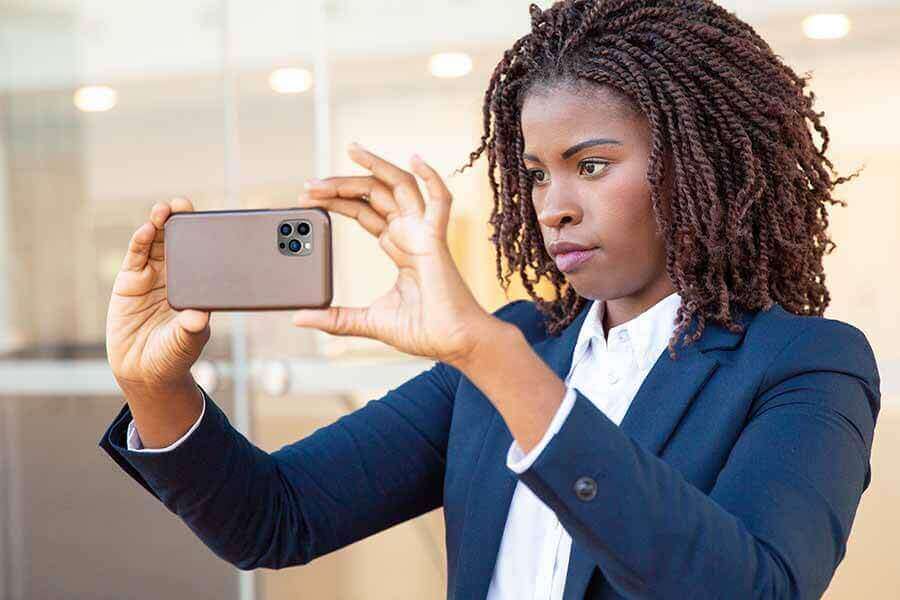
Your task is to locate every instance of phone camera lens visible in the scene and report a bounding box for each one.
[289,239,301,252]
[298,222,311,236]
[280,223,292,236]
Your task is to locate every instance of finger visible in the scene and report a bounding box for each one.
[292,306,370,338]
[303,176,397,218]
[170,196,196,213]
[145,197,191,252]
[347,143,425,216]
[410,154,453,233]
[149,201,172,233]
[171,312,211,357]
[121,222,157,272]
[149,197,194,238]
[176,309,210,334]
[299,191,408,268]
[379,229,408,267]
[298,193,387,237]
[149,239,165,261]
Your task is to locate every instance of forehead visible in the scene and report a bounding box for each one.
[520,83,642,143]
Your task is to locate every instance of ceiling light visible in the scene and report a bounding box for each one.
[269,68,313,94]
[802,14,851,40]
[428,52,472,79]
[73,85,117,112]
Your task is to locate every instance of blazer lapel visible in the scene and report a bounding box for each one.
[562,306,754,600]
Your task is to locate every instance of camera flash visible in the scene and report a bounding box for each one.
[305,242,311,248]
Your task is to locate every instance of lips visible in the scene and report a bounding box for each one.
[554,248,597,272]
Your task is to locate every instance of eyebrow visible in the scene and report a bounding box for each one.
[522,137,622,163]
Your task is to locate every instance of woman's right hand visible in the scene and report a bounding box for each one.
[106,197,211,388]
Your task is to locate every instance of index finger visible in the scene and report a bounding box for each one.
[149,197,196,243]
[347,143,424,216]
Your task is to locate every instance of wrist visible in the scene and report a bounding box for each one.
[115,372,198,398]
[448,317,522,374]
[117,374,205,449]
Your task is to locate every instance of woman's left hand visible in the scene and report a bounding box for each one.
[293,142,499,367]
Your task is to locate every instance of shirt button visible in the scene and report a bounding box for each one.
[574,476,597,501]
[617,330,629,342]
[607,371,619,384]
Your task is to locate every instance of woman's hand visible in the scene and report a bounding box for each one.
[106,198,212,388]
[293,142,497,367]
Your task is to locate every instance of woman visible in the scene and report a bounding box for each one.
[100,1,880,598]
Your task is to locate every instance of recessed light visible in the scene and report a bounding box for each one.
[269,68,313,94]
[429,52,472,79]
[73,85,117,112]
[802,14,851,40]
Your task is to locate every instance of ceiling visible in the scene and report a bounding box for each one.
[1,0,898,92]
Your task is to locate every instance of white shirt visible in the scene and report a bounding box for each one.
[126,292,683,600]
[486,291,682,600]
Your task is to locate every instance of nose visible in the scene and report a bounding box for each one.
[536,190,582,230]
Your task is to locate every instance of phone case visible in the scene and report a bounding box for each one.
[165,207,333,311]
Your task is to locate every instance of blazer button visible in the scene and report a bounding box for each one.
[574,476,597,501]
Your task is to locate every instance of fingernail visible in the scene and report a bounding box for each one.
[411,153,423,164]
[349,141,365,151]
[304,179,323,189]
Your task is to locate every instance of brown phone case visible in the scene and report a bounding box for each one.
[165,207,333,311]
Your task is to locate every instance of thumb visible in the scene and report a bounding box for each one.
[292,306,370,337]
[173,309,211,355]
[176,309,210,334]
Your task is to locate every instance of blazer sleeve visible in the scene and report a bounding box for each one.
[97,300,528,570]
[514,320,881,600]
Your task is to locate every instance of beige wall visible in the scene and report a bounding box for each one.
[252,391,447,599]
[825,397,900,598]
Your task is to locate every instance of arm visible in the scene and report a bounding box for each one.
[461,320,880,599]
[126,390,206,451]
[100,300,530,570]
[507,386,577,472]
[100,359,459,570]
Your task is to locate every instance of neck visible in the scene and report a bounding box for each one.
[600,278,677,339]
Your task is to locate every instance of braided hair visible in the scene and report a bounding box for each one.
[455,0,860,358]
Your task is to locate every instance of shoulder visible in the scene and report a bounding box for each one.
[744,303,880,395]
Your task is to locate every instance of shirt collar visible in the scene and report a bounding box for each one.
[571,291,683,372]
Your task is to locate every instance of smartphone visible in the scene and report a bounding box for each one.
[165,207,333,311]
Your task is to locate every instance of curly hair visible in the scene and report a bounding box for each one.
[454,0,861,359]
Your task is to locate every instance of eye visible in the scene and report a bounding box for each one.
[579,159,609,177]
[527,160,609,186]
[527,168,549,186]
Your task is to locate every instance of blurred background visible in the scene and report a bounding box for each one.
[0,0,897,598]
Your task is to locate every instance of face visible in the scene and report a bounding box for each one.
[520,82,674,312]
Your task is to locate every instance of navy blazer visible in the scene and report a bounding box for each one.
[99,299,880,599]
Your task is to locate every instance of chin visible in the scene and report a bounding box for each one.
[565,277,616,302]
[567,268,640,301]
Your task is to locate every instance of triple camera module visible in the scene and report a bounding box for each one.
[278,220,312,256]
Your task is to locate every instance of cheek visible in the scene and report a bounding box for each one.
[600,171,658,251]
